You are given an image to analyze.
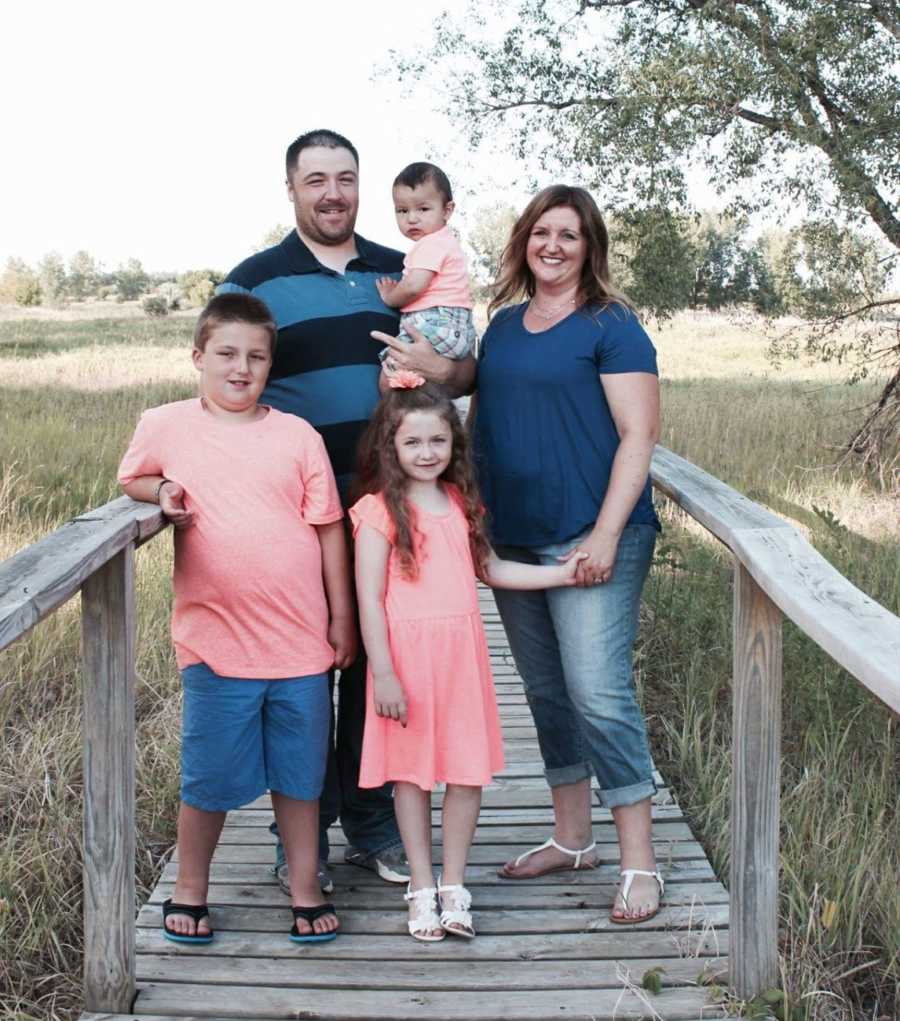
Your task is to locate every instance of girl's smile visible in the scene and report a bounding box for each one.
[394,410,452,483]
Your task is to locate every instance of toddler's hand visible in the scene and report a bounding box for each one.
[159,481,194,529]
[329,614,358,671]
[373,671,408,727]
[375,276,398,303]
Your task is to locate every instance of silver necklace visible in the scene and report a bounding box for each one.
[530,296,576,320]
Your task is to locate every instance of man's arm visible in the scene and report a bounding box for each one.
[372,324,476,398]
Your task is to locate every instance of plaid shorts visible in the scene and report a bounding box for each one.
[380,305,477,365]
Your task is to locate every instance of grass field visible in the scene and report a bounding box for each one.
[0,309,897,1020]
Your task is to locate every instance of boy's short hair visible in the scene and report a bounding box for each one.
[393,162,453,204]
[193,293,277,354]
[285,129,359,179]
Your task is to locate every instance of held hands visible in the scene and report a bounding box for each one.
[329,614,358,671]
[557,550,590,586]
[371,324,449,383]
[373,670,408,727]
[158,481,194,529]
[560,529,621,588]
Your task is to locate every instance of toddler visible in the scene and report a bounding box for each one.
[350,374,586,941]
[118,293,354,945]
[375,162,477,371]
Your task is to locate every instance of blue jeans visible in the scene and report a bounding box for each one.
[272,649,401,866]
[493,524,657,809]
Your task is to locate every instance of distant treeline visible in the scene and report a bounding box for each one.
[0,252,224,316]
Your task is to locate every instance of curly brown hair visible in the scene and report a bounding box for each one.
[354,383,491,579]
[488,185,633,320]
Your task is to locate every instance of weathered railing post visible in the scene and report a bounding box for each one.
[730,560,782,998]
[80,544,136,1012]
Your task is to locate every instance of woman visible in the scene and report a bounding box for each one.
[472,185,663,923]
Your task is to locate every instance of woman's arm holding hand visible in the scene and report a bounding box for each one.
[576,372,660,585]
[354,524,408,727]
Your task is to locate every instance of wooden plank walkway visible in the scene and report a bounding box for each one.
[84,590,731,1021]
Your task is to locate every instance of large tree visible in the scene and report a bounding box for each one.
[395,0,899,468]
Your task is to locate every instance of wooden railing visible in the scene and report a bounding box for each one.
[1,450,898,1011]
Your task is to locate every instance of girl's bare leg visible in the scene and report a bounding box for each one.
[169,802,225,937]
[394,780,441,938]
[440,784,481,886]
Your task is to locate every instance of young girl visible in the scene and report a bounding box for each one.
[350,373,586,942]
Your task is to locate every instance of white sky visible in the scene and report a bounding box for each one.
[2,0,529,274]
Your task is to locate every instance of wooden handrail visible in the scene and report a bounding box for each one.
[1,447,897,1008]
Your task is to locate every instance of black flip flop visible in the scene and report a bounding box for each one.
[289,902,339,943]
[162,898,214,944]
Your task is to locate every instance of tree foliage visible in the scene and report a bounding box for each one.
[394,0,900,468]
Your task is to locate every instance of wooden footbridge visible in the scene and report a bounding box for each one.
[2,447,898,1020]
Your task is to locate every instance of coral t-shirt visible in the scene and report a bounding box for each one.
[118,399,343,678]
[401,226,473,312]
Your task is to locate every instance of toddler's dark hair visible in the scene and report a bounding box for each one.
[393,162,453,204]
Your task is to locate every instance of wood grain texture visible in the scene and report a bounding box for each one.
[652,446,900,714]
[81,545,137,1012]
[730,563,782,998]
[0,496,165,649]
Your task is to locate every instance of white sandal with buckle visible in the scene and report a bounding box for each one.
[404,884,445,942]
[437,874,475,939]
[500,836,598,879]
[611,868,665,925]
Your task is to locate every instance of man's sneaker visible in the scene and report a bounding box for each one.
[274,860,334,896]
[344,843,409,883]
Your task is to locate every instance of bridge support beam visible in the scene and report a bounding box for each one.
[81,545,136,1012]
[730,560,782,998]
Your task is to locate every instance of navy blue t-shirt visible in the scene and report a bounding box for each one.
[473,302,661,546]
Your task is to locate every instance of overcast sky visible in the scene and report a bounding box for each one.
[3,0,531,274]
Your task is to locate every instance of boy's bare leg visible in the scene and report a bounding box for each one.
[169,802,226,937]
[272,792,338,937]
[394,781,441,938]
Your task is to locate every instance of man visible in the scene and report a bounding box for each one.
[219,129,475,892]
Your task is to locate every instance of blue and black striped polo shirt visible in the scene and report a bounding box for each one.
[218,231,403,504]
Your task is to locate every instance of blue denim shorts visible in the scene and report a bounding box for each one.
[493,524,657,809]
[180,663,330,812]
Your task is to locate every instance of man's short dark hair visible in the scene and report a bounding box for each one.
[285,129,359,179]
[194,293,277,354]
[393,162,453,204]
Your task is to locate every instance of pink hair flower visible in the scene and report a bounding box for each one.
[388,369,427,390]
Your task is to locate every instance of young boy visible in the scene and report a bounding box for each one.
[375,162,477,370]
[118,292,354,944]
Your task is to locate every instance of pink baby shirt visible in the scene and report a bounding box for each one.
[401,225,473,313]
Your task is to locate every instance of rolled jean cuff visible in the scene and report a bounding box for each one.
[596,777,657,809]
[545,761,592,787]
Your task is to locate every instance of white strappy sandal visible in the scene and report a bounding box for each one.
[437,874,475,939]
[611,868,665,925]
[499,836,598,879]
[404,884,445,942]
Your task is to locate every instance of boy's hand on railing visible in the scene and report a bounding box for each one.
[373,671,408,727]
[158,482,194,530]
[329,613,358,671]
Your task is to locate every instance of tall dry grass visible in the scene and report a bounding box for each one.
[0,310,897,1019]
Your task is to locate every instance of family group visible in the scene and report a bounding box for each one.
[118,128,663,946]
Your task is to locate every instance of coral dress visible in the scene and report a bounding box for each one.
[349,487,504,790]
